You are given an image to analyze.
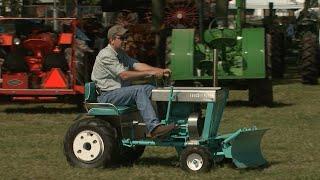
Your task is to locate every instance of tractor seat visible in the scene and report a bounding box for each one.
[84,82,137,116]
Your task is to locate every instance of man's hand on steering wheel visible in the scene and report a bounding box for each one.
[163,68,171,77]
[151,68,171,79]
[150,69,164,79]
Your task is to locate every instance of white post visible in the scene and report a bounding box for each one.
[213,49,218,87]
[53,0,58,31]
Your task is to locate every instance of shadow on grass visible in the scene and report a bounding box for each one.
[134,156,179,167]
[129,157,282,170]
[227,100,293,108]
[3,105,83,114]
[219,159,281,172]
[237,161,282,174]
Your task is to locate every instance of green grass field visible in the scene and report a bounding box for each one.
[0,79,320,180]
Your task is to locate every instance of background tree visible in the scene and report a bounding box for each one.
[1,0,23,16]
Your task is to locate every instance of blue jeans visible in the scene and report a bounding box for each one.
[97,84,160,133]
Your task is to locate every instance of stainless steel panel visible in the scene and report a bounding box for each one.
[151,87,223,102]
[187,113,200,140]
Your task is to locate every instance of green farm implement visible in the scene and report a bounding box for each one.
[163,0,273,106]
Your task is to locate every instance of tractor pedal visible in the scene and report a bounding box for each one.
[148,123,176,139]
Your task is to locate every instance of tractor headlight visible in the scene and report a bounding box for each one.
[13,38,21,45]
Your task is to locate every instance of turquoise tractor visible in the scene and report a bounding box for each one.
[63,82,268,172]
[63,0,268,173]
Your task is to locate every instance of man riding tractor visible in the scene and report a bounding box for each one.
[91,25,175,138]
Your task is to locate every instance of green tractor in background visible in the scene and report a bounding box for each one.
[261,0,319,84]
[295,0,319,85]
[158,0,273,106]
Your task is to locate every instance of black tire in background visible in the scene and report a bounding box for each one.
[63,118,118,168]
[270,29,286,79]
[317,46,320,75]
[248,79,273,106]
[300,31,319,85]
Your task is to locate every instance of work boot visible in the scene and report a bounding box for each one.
[150,124,176,138]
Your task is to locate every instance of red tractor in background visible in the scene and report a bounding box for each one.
[0,17,86,105]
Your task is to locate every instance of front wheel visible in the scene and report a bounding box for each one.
[180,146,212,173]
[63,118,118,168]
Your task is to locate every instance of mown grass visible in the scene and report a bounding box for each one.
[0,79,319,180]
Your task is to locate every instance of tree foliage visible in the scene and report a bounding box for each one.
[1,0,22,16]
[78,0,100,5]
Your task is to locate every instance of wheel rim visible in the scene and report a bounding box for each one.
[73,130,104,162]
[186,153,203,171]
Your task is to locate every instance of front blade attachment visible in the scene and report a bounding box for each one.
[222,128,268,168]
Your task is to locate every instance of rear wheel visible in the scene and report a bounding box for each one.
[63,118,118,168]
[248,79,273,106]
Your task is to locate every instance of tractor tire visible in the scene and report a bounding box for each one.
[119,145,145,164]
[317,47,320,76]
[63,118,118,168]
[300,31,319,85]
[265,34,273,77]
[270,30,286,78]
[180,146,212,173]
[248,79,273,106]
[317,47,320,75]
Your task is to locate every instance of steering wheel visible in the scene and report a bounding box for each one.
[208,17,230,30]
[149,73,172,88]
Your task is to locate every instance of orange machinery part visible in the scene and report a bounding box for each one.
[58,33,73,45]
[0,34,13,46]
